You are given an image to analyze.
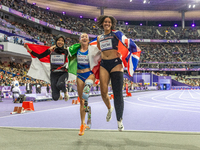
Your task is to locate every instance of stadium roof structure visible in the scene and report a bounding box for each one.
[28,0,200,21]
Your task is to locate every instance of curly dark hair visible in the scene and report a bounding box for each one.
[97,15,117,30]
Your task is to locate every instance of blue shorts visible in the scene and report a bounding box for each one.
[77,71,93,82]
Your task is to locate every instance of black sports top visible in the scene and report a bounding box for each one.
[99,31,118,51]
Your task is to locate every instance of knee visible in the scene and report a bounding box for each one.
[101,91,108,100]
[56,81,65,90]
[82,92,89,100]
[80,99,84,107]
[52,94,60,101]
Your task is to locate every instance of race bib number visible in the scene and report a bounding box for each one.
[100,39,113,50]
[77,55,89,65]
[51,55,65,65]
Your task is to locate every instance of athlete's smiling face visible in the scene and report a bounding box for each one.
[56,37,65,48]
[80,33,89,45]
[103,17,112,31]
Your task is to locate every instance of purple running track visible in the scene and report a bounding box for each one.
[0,90,200,132]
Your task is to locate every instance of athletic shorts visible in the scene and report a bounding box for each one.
[77,71,93,82]
[100,57,122,73]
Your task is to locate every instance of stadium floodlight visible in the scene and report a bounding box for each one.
[130,0,132,2]
[62,12,66,15]
[174,24,177,27]
[159,24,161,27]
[46,7,50,10]
[193,5,195,8]
[189,5,191,8]
[143,0,146,4]
[140,23,143,26]
[125,22,128,25]
[192,23,195,27]
[32,3,36,5]
[80,15,83,18]
[94,18,97,22]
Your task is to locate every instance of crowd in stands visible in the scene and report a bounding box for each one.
[138,64,190,69]
[139,43,200,62]
[0,61,48,87]
[1,0,200,40]
[1,1,200,64]
[0,0,200,88]
[152,72,200,87]
[1,0,103,35]
[125,26,200,40]
[0,59,199,90]
[0,18,79,47]
[174,75,200,86]
[2,15,200,64]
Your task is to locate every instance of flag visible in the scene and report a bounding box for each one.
[112,30,141,76]
[26,44,51,83]
[88,38,101,79]
[26,43,79,83]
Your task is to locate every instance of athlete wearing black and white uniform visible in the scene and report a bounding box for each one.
[24,34,69,101]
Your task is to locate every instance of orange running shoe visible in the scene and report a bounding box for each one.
[79,124,87,136]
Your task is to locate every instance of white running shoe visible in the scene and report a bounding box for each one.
[117,120,124,131]
[106,106,114,122]
[59,95,63,100]
[64,92,69,101]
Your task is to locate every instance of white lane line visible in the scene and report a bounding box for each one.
[178,90,185,99]
[166,90,199,102]
[192,90,200,96]
[0,91,163,119]
[124,100,200,114]
[161,91,200,105]
[188,90,200,99]
[177,90,200,101]
[0,101,103,119]
[152,91,200,105]
[134,92,200,110]
[178,90,196,101]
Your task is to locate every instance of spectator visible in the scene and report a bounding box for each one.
[12,83,21,102]
[11,77,19,88]
[25,80,32,94]
[35,80,41,94]
[46,83,50,93]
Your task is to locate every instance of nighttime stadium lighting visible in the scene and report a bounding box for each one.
[193,5,196,8]
[32,3,36,5]
[140,23,143,26]
[143,0,150,4]
[94,18,97,22]
[125,22,128,25]
[192,23,195,27]
[80,15,83,18]
[130,0,132,2]
[159,24,161,27]
[189,5,191,8]
[62,12,66,15]
[174,24,177,27]
[46,7,50,10]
